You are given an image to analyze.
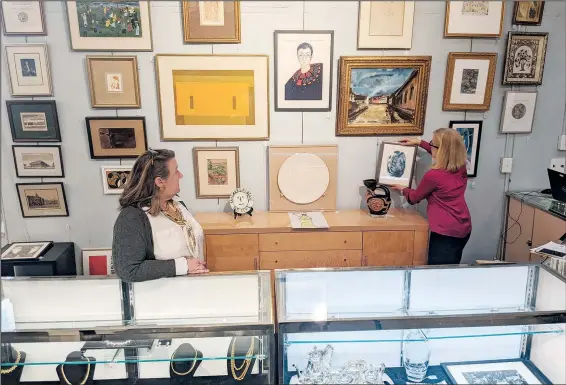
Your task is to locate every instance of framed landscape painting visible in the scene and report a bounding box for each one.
[449,120,482,177]
[12,145,64,178]
[445,1,504,37]
[336,56,431,136]
[86,117,147,159]
[182,0,240,43]
[5,44,52,96]
[7,100,61,142]
[86,56,141,108]
[376,142,417,188]
[513,1,544,25]
[1,1,46,35]
[101,166,131,194]
[16,182,69,218]
[193,147,240,198]
[500,91,538,134]
[357,1,414,49]
[503,32,548,86]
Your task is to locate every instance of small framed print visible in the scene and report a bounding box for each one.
[12,145,64,178]
[5,44,52,96]
[513,1,544,25]
[443,52,497,111]
[7,100,61,142]
[445,1,504,37]
[376,141,417,188]
[101,166,131,195]
[1,1,46,35]
[442,359,551,385]
[1,241,52,260]
[86,56,141,108]
[16,182,69,218]
[357,1,414,49]
[82,248,114,276]
[86,117,147,159]
[503,32,548,86]
[193,147,240,198]
[449,120,483,177]
[500,91,538,134]
[182,1,240,43]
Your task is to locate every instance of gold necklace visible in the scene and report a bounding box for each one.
[170,345,198,376]
[0,349,21,375]
[162,202,197,255]
[230,337,255,381]
[60,357,91,385]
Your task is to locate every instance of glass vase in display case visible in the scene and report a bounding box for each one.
[402,329,430,382]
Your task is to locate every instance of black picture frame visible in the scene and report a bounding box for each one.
[512,1,545,26]
[12,145,65,178]
[502,32,548,86]
[7,100,61,142]
[85,116,148,159]
[274,30,334,112]
[441,359,552,385]
[16,182,69,218]
[449,120,483,178]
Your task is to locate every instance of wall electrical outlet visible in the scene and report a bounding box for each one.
[550,158,566,172]
[500,157,513,173]
[559,135,566,151]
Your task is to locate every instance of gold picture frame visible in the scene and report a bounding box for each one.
[182,0,241,43]
[193,147,240,199]
[444,1,505,38]
[86,56,141,108]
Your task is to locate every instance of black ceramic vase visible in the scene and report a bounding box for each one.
[363,179,392,217]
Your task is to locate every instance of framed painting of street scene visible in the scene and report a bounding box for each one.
[16,182,69,218]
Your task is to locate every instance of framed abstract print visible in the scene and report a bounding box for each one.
[357,1,414,49]
[182,0,240,43]
[86,117,147,159]
[503,32,548,86]
[101,166,131,195]
[5,44,52,96]
[336,56,431,136]
[12,145,64,178]
[513,1,544,25]
[86,56,141,108]
[443,52,497,111]
[16,182,69,218]
[442,359,550,385]
[449,120,482,177]
[66,1,152,51]
[444,1,504,37]
[156,54,269,141]
[82,248,114,276]
[500,91,538,134]
[1,1,46,35]
[376,142,417,188]
[7,100,61,142]
[274,30,334,111]
[193,147,240,198]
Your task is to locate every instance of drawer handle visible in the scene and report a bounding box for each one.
[275,241,278,245]
[344,240,347,244]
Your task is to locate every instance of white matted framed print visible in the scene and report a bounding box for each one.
[1,1,46,35]
[193,147,240,198]
[449,120,482,177]
[376,142,417,188]
[442,359,550,385]
[500,91,537,134]
[12,145,64,178]
[445,1,504,38]
[1,241,52,260]
[82,248,114,276]
[358,1,414,49]
[5,44,52,96]
[101,166,131,195]
[274,30,334,111]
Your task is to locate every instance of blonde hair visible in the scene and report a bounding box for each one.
[431,128,467,172]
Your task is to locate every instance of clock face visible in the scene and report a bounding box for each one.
[230,188,254,214]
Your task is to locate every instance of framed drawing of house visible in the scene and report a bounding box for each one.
[193,147,240,198]
[513,1,544,25]
[376,142,417,188]
[7,100,61,142]
[12,145,64,178]
[444,1,504,37]
[503,32,548,86]
[5,44,52,96]
[182,1,240,43]
[156,54,269,141]
[85,117,147,159]
[449,120,483,177]
[16,182,69,218]
[86,56,141,108]
[1,1,46,35]
[357,1,414,49]
[500,91,538,134]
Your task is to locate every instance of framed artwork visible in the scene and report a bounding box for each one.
[82,248,114,276]
[5,44,52,96]
[443,52,497,111]
[445,1,504,37]
[500,91,538,134]
[7,100,61,142]
[66,1,152,51]
[182,0,240,43]
[101,166,131,195]
[442,359,550,385]
[156,54,269,141]
[274,31,333,112]
[449,120,483,177]
[1,1,46,35]
[336,56,431,136]
[12,145,64,178]
[376,142,417,188]
[16,182,69,218]
[86,117,147,159]
[357,1,414,49]
[1,241,52,260]
[86,56,141,108]
[503,32,548,86]
[513,1,544,25]
[193,147,240,198]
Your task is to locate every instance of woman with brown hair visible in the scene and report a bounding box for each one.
[389,129,472,265]
[112,148,208,282]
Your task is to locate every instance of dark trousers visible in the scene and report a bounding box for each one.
[428,231,471,265]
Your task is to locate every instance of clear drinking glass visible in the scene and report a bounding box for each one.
[402,330,430,382]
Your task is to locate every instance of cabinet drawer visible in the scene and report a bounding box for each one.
[205,234,258,272]
[259,232,362,252]
[363,231,414,266]
[259,250,362,270]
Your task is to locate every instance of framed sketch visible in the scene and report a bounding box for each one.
[274,30,334,111]
[500,91,538,134]
[443,52,497,111]
[156,54,269,141]
[1,241,52,260]
[513,1,544,25]
[86,56,141,108]
[357,1,414,49]
[445,1,504,37]
[101,166,131,195]
[7,100,61,142]
[182,0,240,43]
[376,142,417,188]
[86,117,147,159]
[193,147,240,198]
[449,120,482,177]
[442,359,550,385]
[66,1,152,51]
[503,32,548,86]
[5,44,52,96]
[1,1,46,35]
[12,145,64,178]
[82,248,114,276]
[16,182,69,218]
[336,56,431,136]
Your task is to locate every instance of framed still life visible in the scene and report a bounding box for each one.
[1,241,52,260]
[357,1,414,49]
[193,147,240,198]
[274,30,334,111]
[443,52,497,111]
[5,44,52,96]
[85,117,147,159]
[444,1,504,37]
[441,359,550,385]
[7,100,61,142]
[12,145,64,178]
[82,248,114,276]
[86,55,141,108]
[336,56,431,136]
[449,120,482,177]
[101,166,131,195]
[376,142,417,188]
[156,54,269,141]
[513,1,545,25]
[500,91,538,134]
[503,32,548,86]
[1,1,46,35]
[66,1,152,51]
[182,0,240,43]
[16,182,69,218]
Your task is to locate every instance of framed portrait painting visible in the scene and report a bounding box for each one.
[376,142,417,188]
[7,100,61,142]
[1,242,52,260]
[503,32,548,86]
[12,145,64,178]
[513,1,544,25]
[193,147,240,198]
[86,56,141,108]
[336,56,431,136]
[101,166,131,195]
[1,1,46,35]
[449,120,482,177]
[445,1,504,37]
[5,44,52,96]
[16,182,69,218]
[82,248,114,276]
[182,0,240,43]
[274,30,334,111]
[357,1,414,49]
[442,359,550,385]
[443,52,497,111]
[86,117,147,159]
[500,91,538,134]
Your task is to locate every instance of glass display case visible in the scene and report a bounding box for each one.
[0,271,274,384]
[276,264,566,384]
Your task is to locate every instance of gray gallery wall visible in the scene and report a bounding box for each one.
[1,1,565,270]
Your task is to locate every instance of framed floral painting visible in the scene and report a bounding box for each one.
[503,32,548,86]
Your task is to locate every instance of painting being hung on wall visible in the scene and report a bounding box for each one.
[86,117,147,159]
[445,1,504,37]
[449,120,482,177]
[1,1,46,35]
[7,100,61,142]
[5,44,52,96]
[513,1,544,25]
[16,182,69,218]
[503,32,548,86]
[376,142,417,188]
[86,56,141,108]
[274,31,334,111]
[193,147,240,198]
[66,1,152,51]
[182,1,240,43]
[357,1,415,49]
[336,56,431,136]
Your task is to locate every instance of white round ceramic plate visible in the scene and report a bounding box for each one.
[278,153,329,204]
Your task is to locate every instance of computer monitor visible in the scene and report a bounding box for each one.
[548,168,566,203]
